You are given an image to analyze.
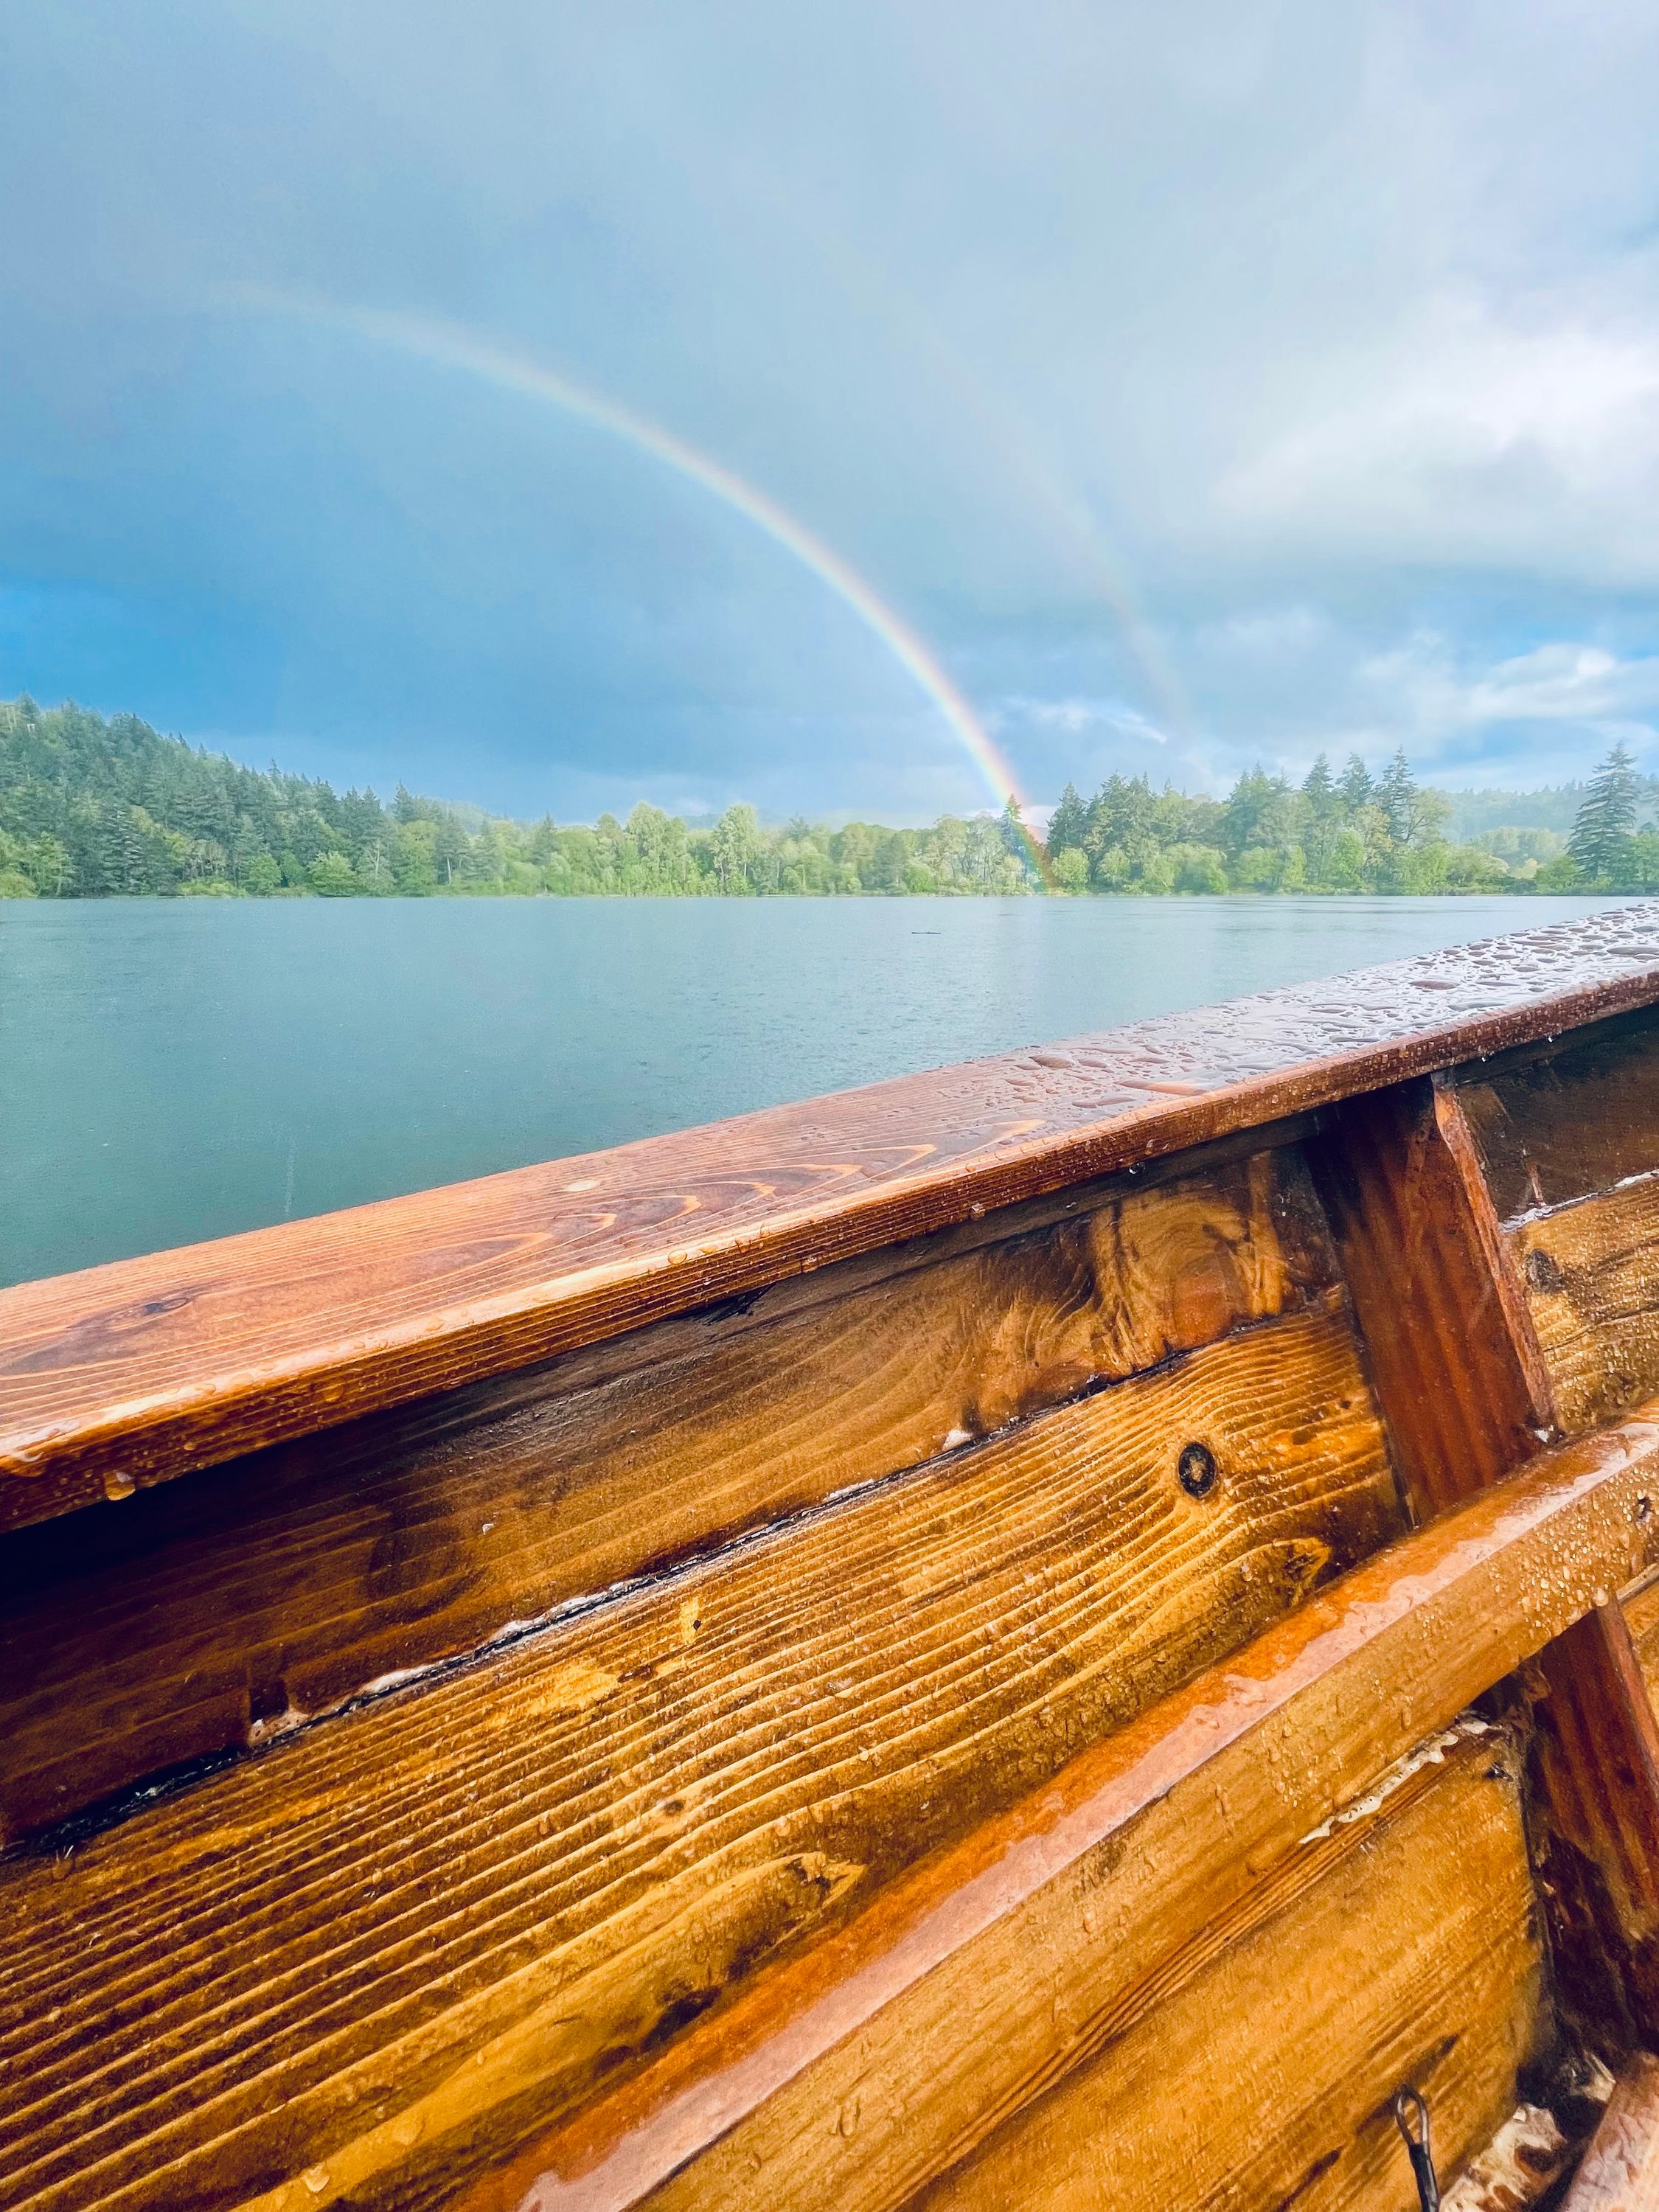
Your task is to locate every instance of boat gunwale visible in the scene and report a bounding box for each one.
[4,902,1659,1517]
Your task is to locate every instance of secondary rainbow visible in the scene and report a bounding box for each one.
[235,292,1046,875]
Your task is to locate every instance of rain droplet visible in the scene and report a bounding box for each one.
[302,2167,330,2197]
[102,1471,136,1501]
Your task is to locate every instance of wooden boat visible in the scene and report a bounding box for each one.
[13,905,1659,2209]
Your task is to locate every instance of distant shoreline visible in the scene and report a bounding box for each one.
[4,695,1652,901]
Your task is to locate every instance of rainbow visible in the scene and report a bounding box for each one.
[798,222,1195,749]
[232,291,1048,882]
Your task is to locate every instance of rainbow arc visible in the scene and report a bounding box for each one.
[234,291,1049,883]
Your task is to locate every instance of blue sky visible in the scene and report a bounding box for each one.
[3,1,1658,820]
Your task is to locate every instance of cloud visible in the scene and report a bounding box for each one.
[1,1,1658,812]
[995,695,1169,743]
[1353,636,1659,753]
[1218,297,1659,586]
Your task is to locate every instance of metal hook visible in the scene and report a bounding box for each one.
[1394,2087,1439,2211]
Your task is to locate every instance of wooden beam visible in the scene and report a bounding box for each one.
[911,1738,1541,2212]
[1515,1174,1659,1432]
[1309,1073,1557,1510]
[0,1299,1403,2211]
[1312,1076,1659,2051]
[1456,1004,1659,1225]
[1562,2052,1659,2211]
[4,909,1658,1520]
[0,1148,1339,1837]
[310,1420,1658,2212]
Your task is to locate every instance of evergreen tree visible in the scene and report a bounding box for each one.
[1338,754,1374,815]
[1045,782,1088,855]
[1220,768,1295,856]
[1301,754,1337,816]
[998,795,1040,883]
[1376,751,1420,847]
[1568,742,1641,882]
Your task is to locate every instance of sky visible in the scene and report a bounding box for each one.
[3,1,1658,822]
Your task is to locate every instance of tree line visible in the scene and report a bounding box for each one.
[0,695,1651,900]
[1038,747,1646,894]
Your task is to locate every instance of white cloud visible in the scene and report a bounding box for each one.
[1217,296,1659,585]
[1356,636,1659,737]
[995,695,1169,743]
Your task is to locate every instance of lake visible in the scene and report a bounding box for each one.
[0,893,1630,1286]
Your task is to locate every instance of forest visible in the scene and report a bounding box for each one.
[1,695,1654,900]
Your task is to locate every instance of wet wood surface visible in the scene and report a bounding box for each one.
[1314,1074,1659,2051]
[442,1417,1659,2212]
[1458,1007,1659,1224]
[1526,1601,1659,2051]
[912,1739,1540,2212]
[5,907,1659,1522]
[0,1300,1400,2212]
[1516,1177,1659,1432]
[0,1149,1335,1840]
[1310,1075,1557,1513]
[1561,2051,1659,2211]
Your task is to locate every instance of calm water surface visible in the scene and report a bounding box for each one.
[0,894,1626,1286]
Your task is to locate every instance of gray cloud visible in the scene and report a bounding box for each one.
[1,0,1657,813]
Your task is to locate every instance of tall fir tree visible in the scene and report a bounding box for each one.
[1301,753,1336,816]
[998,794,1040,880]
[1338,754,1374,815]
[1045,782,1088,855]
[1568,742,1641,881]
[1376,751,1420,846]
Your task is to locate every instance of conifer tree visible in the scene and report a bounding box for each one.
[1046,782,1088,855]
[1376,751,1420,846]
[1568,742,1640,882]
[1338,754,1374,815]
[1301,754,1336,815]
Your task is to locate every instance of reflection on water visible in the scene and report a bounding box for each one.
[0,894,1626,1285]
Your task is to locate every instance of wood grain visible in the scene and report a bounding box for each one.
[911,1739,1542,2212]
[1562,2052,1659,2211]
[1315,1077,1659,2054]
[0,1150,1335,1840]
[1523,1601,1659,2052]
[1516,1176,1659,1431]
[0,1299,1400,2212]
[1624,1575,1659,1705]
[1458,1006,1659,1223]
[1310,1074,1556,1512]
[440,1416,1659,2212]
[5,907,1659,1520]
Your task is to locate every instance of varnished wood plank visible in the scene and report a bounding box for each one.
[1515,1176,1659,1430]
[1314,1074,1659,2051]
[1622,1575,1659,1698]
[0,1150,1337,1839]
[1562,2052,1659,2210]
[4,908,1658,1519]
[1523,1601,1659,2051]
[1458,1006,1659,1224]
[394,1417,1658,2212]
[912,1738,1540,2212]
[0,1301,1402,2212]
[1310,1075,1556,1512]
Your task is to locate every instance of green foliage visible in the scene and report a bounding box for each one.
[1568,742,1641,885]
[1041,753,1583,897]
[0,695,1639,902]
[0,697,1032,900]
